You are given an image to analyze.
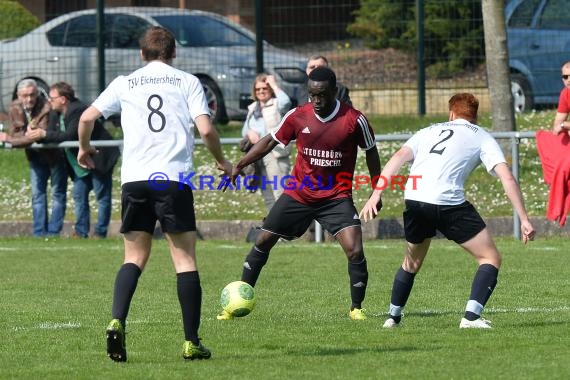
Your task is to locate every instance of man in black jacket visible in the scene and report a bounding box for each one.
[27,82,120,238]
[297,55,352,106]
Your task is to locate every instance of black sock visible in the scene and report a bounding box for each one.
[464,264,498,321]
[389,267,416,323]
[111,263,142,327]
[241,246,269,286]
[177,271,201,344]
[348,257,368,309]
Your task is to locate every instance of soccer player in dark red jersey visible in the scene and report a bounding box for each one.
[219,66,382,320]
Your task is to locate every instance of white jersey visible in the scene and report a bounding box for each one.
[403,118,506,205]
[92,61,210,185]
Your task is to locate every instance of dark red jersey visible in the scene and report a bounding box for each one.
[271,101,376,204]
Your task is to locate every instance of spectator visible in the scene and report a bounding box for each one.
[534,61,570,225]
[0,79,67,237]
[298,55,352,106]
[242,74,292,212]
[76,26,232,362]
[360,93,535,329]
[26,82,120,238]
[552,61,570,134]
[218,66,381,321]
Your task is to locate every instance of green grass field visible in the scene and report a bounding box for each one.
[1,236,568,379]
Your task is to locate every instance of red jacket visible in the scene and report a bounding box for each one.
[535,130,570,226]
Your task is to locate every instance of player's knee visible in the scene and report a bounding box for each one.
[476,247,502,268]
[345,247,364,262]
[481,254,501,268]
[254,230,279,251]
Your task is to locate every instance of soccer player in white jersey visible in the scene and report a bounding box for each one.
[360,93,535,329]
[218,66,382,321]
[76,26,232,361]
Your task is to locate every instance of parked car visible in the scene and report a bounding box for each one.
[506,0,570,112]
[0,7,307,124]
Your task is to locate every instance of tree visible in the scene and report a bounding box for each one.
[347,0,484,77]
[482,0,515,131]
[0,0,40,40]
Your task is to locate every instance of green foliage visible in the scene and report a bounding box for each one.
[0,237,569,378]
[0,0,40,40]
[347,0,484,77]
[347,0,415,50]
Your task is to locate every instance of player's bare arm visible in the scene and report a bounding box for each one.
[195,114,232,176]
[360,146,413,222]
[494,162,536,243]
[77,105,101,169]
[231,134,278,184]
[365,146,383,213]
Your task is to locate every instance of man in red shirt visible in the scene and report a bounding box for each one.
[219,66,382,321]
[553,61,570,134]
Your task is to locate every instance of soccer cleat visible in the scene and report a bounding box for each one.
[216,309,234,320]
[459,317,492,329]
[382,317,401,328]
[183,340,212,360]
[349,308,367,320]
[106,319,127,362]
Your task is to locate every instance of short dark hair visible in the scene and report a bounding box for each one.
[308,66,336,89]
[50,82,76,101]
[139,26,176,62]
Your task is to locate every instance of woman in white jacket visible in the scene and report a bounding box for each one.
[242,73,292,211]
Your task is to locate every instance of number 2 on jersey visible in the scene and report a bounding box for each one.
[429,129,454,155]
[147,94,166,132]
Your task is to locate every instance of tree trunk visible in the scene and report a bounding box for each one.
[482,0,515,131]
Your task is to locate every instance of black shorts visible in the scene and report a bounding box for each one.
[120,181,196,234]
[262,194,361,240]
[403,200,486,244]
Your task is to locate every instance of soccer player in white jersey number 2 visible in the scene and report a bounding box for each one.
[77,27,232,361]
[218,66,382,321]
[360,93,536,329]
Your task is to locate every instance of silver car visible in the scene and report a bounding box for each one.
[0,7,307,124]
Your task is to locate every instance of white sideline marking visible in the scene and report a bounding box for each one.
[489,306,570,313]
[218,245,245,250]
[526,246,558,251]
[38,321,81,329]
[414,305,570,316]
[12,321,81,331]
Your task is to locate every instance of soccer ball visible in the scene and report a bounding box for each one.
[220,281,256,317]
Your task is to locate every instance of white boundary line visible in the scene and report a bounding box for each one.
[12,305,569,332]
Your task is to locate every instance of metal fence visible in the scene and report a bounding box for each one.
[2,0,568,124]
[5,130,535,240]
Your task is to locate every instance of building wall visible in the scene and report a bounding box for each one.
[17,0,357,44]
[18,0,244,22]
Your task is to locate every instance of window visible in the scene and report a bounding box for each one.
[538,0,570,29]
[110,14,151,48]
[508,0,542,28]
[64,15,98,47]
[46,22,66,46]
[153,15,253,47]
[46,14,119,48]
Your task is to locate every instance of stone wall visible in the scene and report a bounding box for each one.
[1,217,567,240]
